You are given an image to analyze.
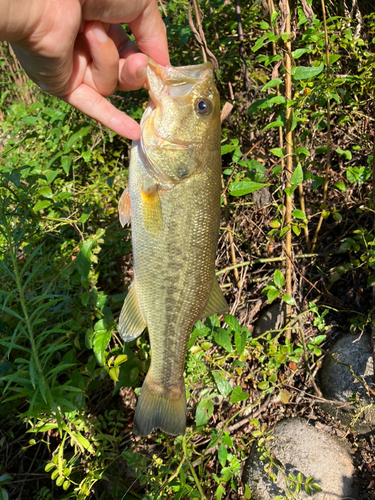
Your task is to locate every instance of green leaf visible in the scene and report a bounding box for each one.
[212,371,232,398]
[213,328,232,352]
[0,475,12,486]
[282,293,295,305]
[218,444,228,467]
[294,147,309,157]
[258,381,269,390]
[329,54,341,64]
[292,209,306,219]
[270,148,285,158]
[69,431,95,454]
[63,126,91,153]
[290,163,303,186]
[229,181,266,197]
[222,432,233,447]
[244,484,252,500]
[293,62,324,80]
[267,288,280,304]
[274,269,285,287]
[75,240,93,277]
[61,155,72,175]
[292,48,311,59]
[263,119,284,131]
[336,148,352,160]
[33,200,51,213]
[0,488,9,500]
[262,78,283,91]
[92,330,111,366]
[230,385,249,403]
[39,186,53,198]
[225,314,240,333]
[196,398,213,428]
[268,96,285,105]
[234,329,247,356]
[216,485,225,500]
[334,181,347,192]
[221,144,239,155]
[114,354,128,367]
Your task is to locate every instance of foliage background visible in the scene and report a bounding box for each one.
[1,0,375,499]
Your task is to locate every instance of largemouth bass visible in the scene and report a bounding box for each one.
[118,60,228,436]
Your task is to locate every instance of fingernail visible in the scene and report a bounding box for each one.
[93,23,108,43]
[136,64,147,80]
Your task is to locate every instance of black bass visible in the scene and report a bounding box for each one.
[118,60,228,436]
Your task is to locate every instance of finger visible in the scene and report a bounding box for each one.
[64,83,141,140]
[83,0,169,66]
[118,52,148,91]
[128,0,169,66]
[107,24,148,91]
[83,20,119,96]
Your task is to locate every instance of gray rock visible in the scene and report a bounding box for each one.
[243,418,359,500]
[253,302,285,338]
[320,331,375,426]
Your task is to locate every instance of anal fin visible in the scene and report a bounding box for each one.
[201,278,229,318]
[118,285,147,342]
[118,187,131,227]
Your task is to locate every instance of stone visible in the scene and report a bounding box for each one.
[320,331,375,426]
[253,302,285,338]
[242,418,359,500]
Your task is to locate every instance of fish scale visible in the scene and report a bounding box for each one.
[118,60,228,436]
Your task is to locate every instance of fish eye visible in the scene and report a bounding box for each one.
[195,98,212,116]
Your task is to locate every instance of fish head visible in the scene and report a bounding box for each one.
[140,60,221,186]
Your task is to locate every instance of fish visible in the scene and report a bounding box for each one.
[118,59,228,436]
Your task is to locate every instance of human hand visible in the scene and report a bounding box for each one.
[4,0,169,140]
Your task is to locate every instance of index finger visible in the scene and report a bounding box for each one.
[64,83,141,140]
[127,1,170,66]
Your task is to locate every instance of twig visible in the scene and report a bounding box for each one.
[182,435,207,500]
[188,1,219,71]
[283,0,293,339]
[298,318,322,397]
[235,0,248,91]
[311,0,331,253]
[216,253,321,275]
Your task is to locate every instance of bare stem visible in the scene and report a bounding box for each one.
[284,1,293,338]
[311,0,331,253]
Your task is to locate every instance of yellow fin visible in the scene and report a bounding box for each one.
[134,376,186,436]
[201,278,229,318]
[118,285,147,342]
[118,187,131,227]
[141,182,162,234]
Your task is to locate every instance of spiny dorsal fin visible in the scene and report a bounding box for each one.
[118,285,147,342]
[201,278,228,318]
[118,187,131,227]
[141,180,162,234]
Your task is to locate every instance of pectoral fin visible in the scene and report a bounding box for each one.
[201,278,229,318]
[118,285,147,342]
[141,180,162,234]
[118,187,131,227]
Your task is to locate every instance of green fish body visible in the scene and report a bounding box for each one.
[118,61,228,436]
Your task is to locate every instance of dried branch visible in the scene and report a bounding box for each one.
[311,0,331,253]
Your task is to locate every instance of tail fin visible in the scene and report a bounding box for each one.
[133,376,186,436]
